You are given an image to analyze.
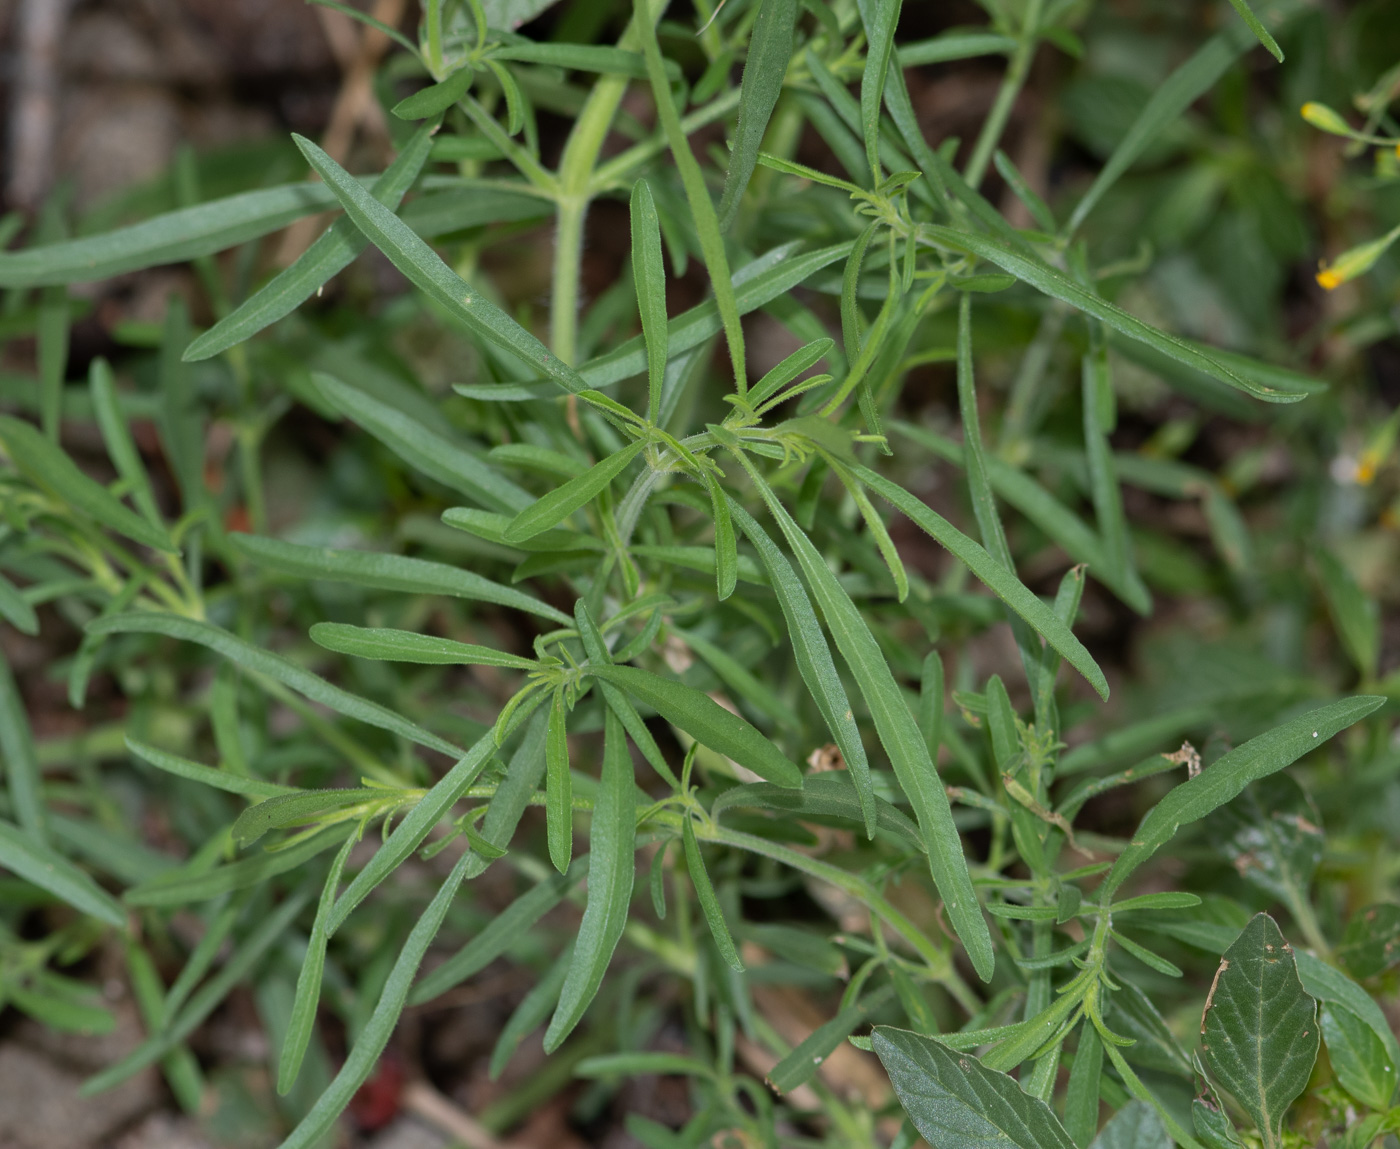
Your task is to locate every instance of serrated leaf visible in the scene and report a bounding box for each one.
[0,415,177,553]
[1201,914,1318,1149]
[590,663,801,788]
[1320,1001,1397,1109]
[874,1026,1077,1149]
[545,709,635,1051]
[503,437,646,543]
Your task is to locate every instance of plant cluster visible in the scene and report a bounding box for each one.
[0,0,1397,1147]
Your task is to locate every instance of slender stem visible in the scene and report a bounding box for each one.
[425,0,444,78]
[963,0,1044,190]
[550,195,588,368]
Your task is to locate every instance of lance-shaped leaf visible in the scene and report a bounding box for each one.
[292,134,588,396]
[1102,695,1383,898]
[88,614,464,759]
[185,121,438,361]
[589,664,802,789]
[0,415,177,553]
[0,818,126,927]
[313,373,532,514]
[0,182,345,287]
[546,690,571,874]
[683,817,742,971]
[717,0,797,228]
[503,437,647,543]
[545,709,635,1051]
[853,465,1108,700]
[310,624,537,669]
[921,225,1308,404]
[125,739,294,799]
[729,459,991,980]
[630,179,668,424]
[234,534,567,623]
[1200,914,1318,1149]
[873,1026,1077,1149]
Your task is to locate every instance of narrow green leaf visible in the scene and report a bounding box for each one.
[546,691,572,874]
[545,709,636,1051]
[994,150,1056,232]
[730,503,874,834]
[853,465,1109,701]
[292,135,588,395]
[83,889,311,1096]
[676,627,799,731]
[328,732,498,933]
[125,738,294,799]
[750,338,835,409]
[126,826,349,906]
[1201,914,1317,1149]
[769,1001,869,1094]
[1102,696,1384,898]
[410,859,586,1004]
[874,1025,1077,1149]
[589,663,802,789]
[313,373,533,513]
[897,33,1018,66]
[1320,1002,1397,1110]
[89,357,161,527]
[231,789,382,847]
[392,68,472,120]
[1065,1025,1103,1147]
[278,834,356,1095]
[90,613,463,757]
[38,289,69,441]
[310,623,537,669]
[1067,14,1283,233]
[1314,548,1380,680]
[489,943,573,1079]
[0,183,345,287]
[503,437,646,543]
[717,0,797,228]
[276,849,474,1149]
[1081,334,1135,591]
[1224,0,1283,61]
[703,470,737,600]
[712,774,924,855]
[922,226,1307,403]
[490,42,653,76]
[635,2,745,389]
[729,458,991,980]
[0,571,38,635]
[631,179,668,424]
[859,0,904,180]
[185,122,437,360]
[232,533,565,623]
[0,649,45,839]
[0,818,125,926]
[0,415,177,553]
[683,817,742,971]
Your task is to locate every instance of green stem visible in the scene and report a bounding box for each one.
[963,0,1044,190]
[425,0,444,77]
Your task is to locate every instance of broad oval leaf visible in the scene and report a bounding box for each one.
[1339,903,1400,980]
[1320,1001,1397,1110]
[589,663,802,789]
[1200,913,1318,1149]
[873,1025,1077,1149]
[1205,773,1324,906]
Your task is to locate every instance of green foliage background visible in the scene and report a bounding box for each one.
[0,0,1399,1146]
